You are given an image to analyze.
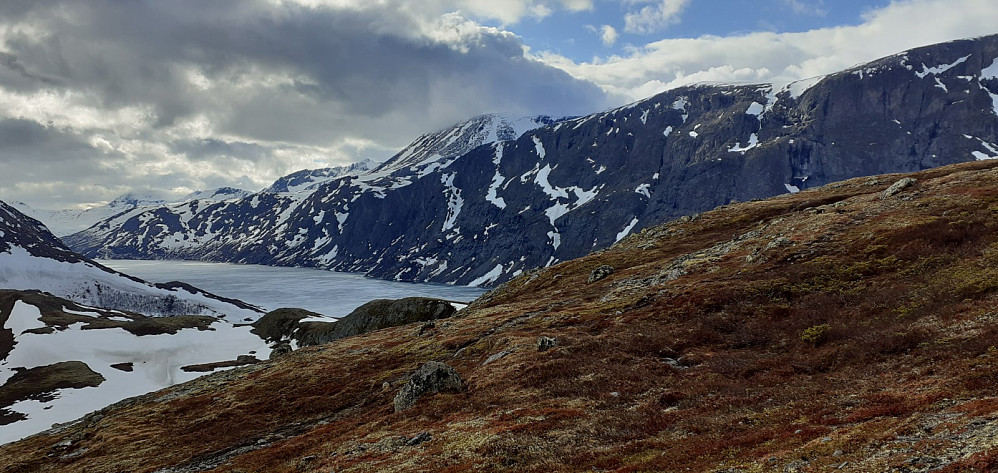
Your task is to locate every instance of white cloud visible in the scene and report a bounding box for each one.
[623,0,690,34]
[600,25,619,46]
[541,0,998,101]
[784,0,828,17]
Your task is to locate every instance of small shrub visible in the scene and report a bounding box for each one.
[800,324,831,346]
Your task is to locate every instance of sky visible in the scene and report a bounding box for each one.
[0,0,996,210]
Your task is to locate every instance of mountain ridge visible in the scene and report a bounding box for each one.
[63,34,998,287]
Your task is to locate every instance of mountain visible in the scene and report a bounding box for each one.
[8,193,166,238]
[181,187,253,203]
[0,201,260,321]
[65,35,998,287]
[264,160,377,194]
[372,113,561,174]
[6,159,998,470]
[11,188,251,238]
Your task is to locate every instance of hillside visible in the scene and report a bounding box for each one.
[5,160,998,471]
[63,35,998,287]
[0,201,260,320]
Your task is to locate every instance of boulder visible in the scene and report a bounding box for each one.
[393,361,462,412]
[250,308,321,344]
[882,177,918,199]
[537,336,558,352]
[297,298,456,347]
[588,265,615,283]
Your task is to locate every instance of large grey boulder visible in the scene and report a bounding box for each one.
[393,361,462,412]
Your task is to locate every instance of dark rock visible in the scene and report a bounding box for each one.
[393,361,462,412]
[405,432,432,446]
[588,265,615,283]
[110,362,134,372]
[0,361,105,408]
[537,336,558,352]
[250,308,321,344]
[297,298,456,347]
[269,341,292,360]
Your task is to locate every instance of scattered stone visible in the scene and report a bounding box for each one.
[180,356,260,373]
[764,237,791,252]
[833,450,844,457]
[418,321,435,336]
[269,341,292,360]
[588,265,615,283]
[882,177,917,199]
[537,336,558,352]
[394,361,462,412]
[405,432,432,446]
[482,350,511,366]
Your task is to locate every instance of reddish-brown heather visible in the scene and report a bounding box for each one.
[5,160,998,472]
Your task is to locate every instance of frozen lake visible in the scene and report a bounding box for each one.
[97,260,487,319]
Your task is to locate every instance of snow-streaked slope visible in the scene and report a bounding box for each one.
[265,159,377,195]
[181,187,253,203]
[0,294,270,445]
[375,113,560,174]
[0,201,260,322]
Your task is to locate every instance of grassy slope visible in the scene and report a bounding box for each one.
[5,161,998,472]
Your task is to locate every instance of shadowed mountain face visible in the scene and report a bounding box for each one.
[6,159,998,471]
[65,35,998,287]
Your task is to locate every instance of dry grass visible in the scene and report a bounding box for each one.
[5,160,998,472]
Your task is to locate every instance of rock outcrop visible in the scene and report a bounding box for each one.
[393,361,462,412]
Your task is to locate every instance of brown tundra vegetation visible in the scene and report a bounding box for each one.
[5,160,998,472]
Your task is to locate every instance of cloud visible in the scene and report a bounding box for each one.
[783,0,828,17]
[0,0,609,208]
[541,0,998,101]
[600,25,619,46]
[623,0,691,34]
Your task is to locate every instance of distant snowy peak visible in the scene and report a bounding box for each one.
[376,114,562,173]
[265,159,377,194]
[182,187,253,202]
[107,192,168,209]
[10,192,168,237]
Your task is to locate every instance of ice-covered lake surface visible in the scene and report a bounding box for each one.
[97,260,487,319]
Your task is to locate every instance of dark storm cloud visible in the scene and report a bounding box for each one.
[0,0,607,133]
[0,0,610,208]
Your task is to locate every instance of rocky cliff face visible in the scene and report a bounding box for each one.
[65,35,998,286]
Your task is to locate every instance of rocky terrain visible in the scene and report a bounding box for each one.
[5,160,998,471]
[63,35,998,287]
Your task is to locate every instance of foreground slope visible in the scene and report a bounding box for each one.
[65,35,998,286]
[7,160,998,471]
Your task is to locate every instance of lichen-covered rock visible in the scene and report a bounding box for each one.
[588,265,615,283]
[393,361,462,412]
[537,336,558,352]
[882,177,918,199]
